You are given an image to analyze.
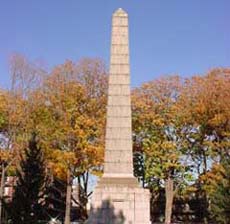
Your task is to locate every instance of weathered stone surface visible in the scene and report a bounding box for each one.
[88,8,150,224]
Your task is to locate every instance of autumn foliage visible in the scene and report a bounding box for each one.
[0,54,229,223]
[132,69,230,223]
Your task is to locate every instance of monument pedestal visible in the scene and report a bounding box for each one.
[88,177,150,224]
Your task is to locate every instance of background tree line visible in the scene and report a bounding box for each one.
[0,54,229,223]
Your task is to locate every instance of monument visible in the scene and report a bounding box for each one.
[88,8,150,224]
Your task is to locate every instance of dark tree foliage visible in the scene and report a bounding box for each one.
[133,151,145,187]
[9,133,47,224]
[45,177,66,222]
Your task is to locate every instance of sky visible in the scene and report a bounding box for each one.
[0,0,229,89]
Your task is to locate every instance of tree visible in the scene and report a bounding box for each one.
[132,76,193,224]
[0,90,7,132]
[180,68,230,223]
[0,57,107,223]
[9,53,44,98]
[9,133,48,224]
[0,89,17,223]
[45,177,67,222]
[210,157,230,224]
[0,55,46,207]
[31,59,107,223]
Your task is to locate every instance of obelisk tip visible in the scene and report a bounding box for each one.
[113,8,128,16]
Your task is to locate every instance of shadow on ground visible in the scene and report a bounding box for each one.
[86,200,125,224]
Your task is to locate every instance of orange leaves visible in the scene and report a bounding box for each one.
[1,57,107,181]
[179,69,230,175]
[37,58,107,178]
[181,68,230,131]
[48,149,75,180]
[132,75,183,130]
[132,68,230,189]
[0,150,11,163]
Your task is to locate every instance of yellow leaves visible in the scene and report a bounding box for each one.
[146,141,177,156]
[144,142,158,156]
[144,139,180,174]
[208,113,226,127]
[150,115,165,128]
[0,90,7,109]
[132,76,186,181]
[0,150,12,163]
[75,115,94,132]
[0,90,8,128]
[200,162,228,194]
[161,141,177,151]
[49,150,75,180]
[184,185,197,194]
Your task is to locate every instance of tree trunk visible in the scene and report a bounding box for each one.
[64,169,72,224]
[165,177,174,224]
[77,173,89,220]
[0,164,5,224]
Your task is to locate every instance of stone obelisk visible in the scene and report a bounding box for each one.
[88,8,150,224]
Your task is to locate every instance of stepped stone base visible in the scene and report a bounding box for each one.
[87,177,151,224]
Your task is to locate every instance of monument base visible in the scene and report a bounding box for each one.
[87,177,151,224]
